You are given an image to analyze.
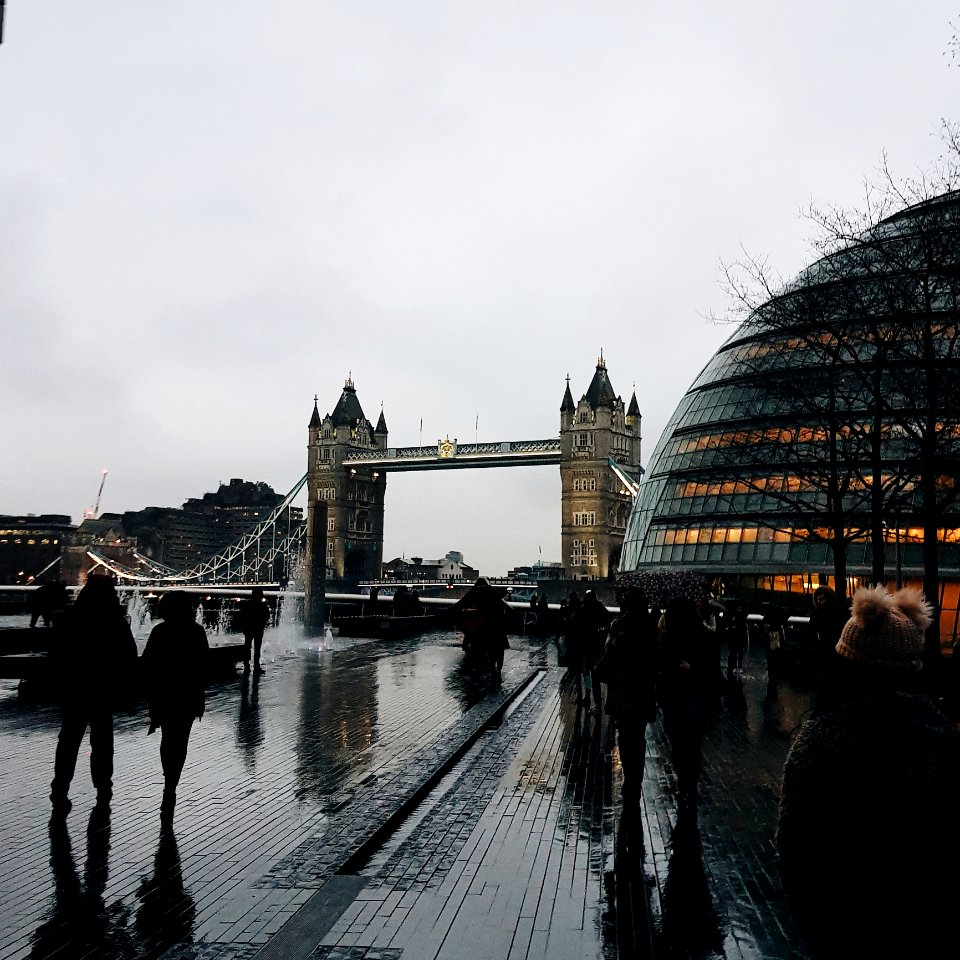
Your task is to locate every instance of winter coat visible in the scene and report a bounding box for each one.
[566,596,611,672]
[776,690,960,956]
[597,608,659,725]
[238,599,270,636]
[658,609,718,730]
[51,605,137,711]
[142,620,210,726]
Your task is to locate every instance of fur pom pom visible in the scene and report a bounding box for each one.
[891,587,933,631]
[849,585,891,628]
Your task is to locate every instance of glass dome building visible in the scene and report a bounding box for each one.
[620,190,960,635]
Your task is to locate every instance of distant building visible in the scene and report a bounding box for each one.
[70,479,301,576]
[0,514,74,584]
[381,550,478,583]
[120,478,300,571]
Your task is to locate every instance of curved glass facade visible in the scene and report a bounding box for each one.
[621,191,960,585]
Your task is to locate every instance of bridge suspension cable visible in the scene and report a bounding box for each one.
[86,473,308,585]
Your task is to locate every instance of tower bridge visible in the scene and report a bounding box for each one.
[305,357,642,605]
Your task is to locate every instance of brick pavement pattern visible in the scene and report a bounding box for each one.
[0,625,815,960]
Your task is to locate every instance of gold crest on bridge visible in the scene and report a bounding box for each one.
[437,436,457,459]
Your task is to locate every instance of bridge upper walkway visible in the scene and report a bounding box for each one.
[343,438,561,471]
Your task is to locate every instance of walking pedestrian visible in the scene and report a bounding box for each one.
[536,592,550,637]
[30,580,69,628]
[776,586,960,957]
[142,591,210,823]
[658,596,716,811]
[238,587,269,675]
[452,578,510,677]
[726,601,748,676]
[762,604,787,703]
[595,584,659,801]
[49,574,137,816]
[809,585,844,710]
[567,590,612,711]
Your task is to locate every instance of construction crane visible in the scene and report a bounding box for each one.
[83,469,109,519]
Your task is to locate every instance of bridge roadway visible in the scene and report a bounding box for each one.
[0,623,817,960]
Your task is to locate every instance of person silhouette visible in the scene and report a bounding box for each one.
[49,574,137,815]
[777,586,960,957]
[658,596,715,812]
[30,580,69,628]
[363,586,381,616]
[238,587,270,674]
[566,590,612,711]
[452,578,511,677]
[142,590,209,823]
[597,584,659,801]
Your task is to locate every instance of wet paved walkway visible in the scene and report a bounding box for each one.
[0,625,815,959]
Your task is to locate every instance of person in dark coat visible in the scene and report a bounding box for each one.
[363,586,380,616]
[452,578,510,677]
[596,585,659,800]
[49,574,138,815]
[761,604,787,703]
[391,585,412,617]
[726,601,748,676]
[567,590,612,711]
[30,580,69,628]
[658,596,716,811]
[142,590,209,823]
[776,586,960,957]
[238,587,269,675]
[809,585,845,709]
[536,592,551,637]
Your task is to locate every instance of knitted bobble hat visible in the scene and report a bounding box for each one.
[835,585,932,671]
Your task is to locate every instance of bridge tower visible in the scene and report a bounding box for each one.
[560,355,641,580]
[306,377,388,583]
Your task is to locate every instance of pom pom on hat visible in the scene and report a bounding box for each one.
[835,585,931,671]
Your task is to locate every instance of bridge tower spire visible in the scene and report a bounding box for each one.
[559,357,641,581]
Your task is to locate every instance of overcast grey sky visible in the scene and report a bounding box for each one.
[1,2,957,575]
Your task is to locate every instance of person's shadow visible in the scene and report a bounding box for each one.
[31,809,131,958]
[134,825,197,957]
[608,803,656,956]
[659,811,726,958]
[236,672,264,772]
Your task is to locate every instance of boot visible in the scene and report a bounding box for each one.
[160,787,176,824]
